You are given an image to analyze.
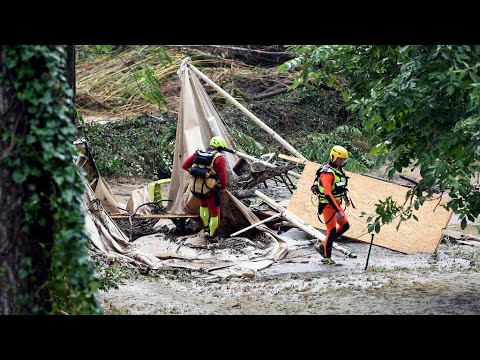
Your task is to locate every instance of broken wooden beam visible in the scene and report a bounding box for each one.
[254,190,356,258]
[278,153,307,165]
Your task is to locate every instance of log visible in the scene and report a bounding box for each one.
[253,87,289,100]
[253,84,305,100]
[254,190,357,258]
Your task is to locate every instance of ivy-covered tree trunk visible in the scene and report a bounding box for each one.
[66,45,76,124]
[0,45,101,315]
[0,46,52,314]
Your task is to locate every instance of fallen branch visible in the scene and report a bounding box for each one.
[253,84,305,100]
[253,87,289,100]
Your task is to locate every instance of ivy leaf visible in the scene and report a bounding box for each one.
[40,92,52,105]
[12,169,28,183]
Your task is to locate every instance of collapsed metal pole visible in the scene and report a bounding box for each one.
[230,213,283,237]
[188,63,306,161]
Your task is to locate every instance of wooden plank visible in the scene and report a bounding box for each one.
[287,161,452,254]
[278,153,307,165]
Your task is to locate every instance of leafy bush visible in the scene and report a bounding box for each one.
[81,115,177,179]
[93,259,126,292]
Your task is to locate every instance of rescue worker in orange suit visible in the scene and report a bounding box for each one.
[312,145,351,264]
[182,136,228,242]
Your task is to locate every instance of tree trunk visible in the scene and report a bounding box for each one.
[0,46,52,314]
[66,45,76,124]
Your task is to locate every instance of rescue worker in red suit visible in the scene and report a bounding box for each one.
[182,136,228,242]
[312,145,351,264]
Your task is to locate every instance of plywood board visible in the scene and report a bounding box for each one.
[287,161,452,254]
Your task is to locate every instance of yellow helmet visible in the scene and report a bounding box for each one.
[210,136,227,149]
[330,145,349,162]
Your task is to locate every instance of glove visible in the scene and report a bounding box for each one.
[311,185,319,195]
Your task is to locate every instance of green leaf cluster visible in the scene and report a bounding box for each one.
[282,45,480,231]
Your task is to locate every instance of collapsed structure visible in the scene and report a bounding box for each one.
[76,58,452,280]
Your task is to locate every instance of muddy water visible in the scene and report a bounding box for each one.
[101,177,480,315]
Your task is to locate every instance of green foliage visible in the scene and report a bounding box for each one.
[366,196,420,233]
[229,128,266,157]
[93,259,126,292]
[76,45,123,60]
[135,65,168,111]
[81,116,177,179]
[300,125,374,173]
[2,46,101,314]
[282,45,480,231]
[149,46,173,65]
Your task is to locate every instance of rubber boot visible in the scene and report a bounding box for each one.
[199,206,210,228]
[209,216,220,238]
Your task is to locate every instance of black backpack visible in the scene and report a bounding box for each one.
[189,150,220,198]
